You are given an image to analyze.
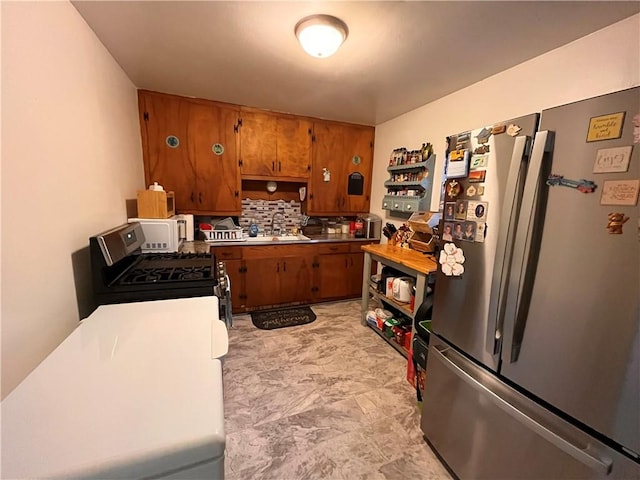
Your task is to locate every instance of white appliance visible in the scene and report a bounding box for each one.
[392,277,414,303]
[128,215,183,253]
[176,213,195,241]
[1,297,229,479]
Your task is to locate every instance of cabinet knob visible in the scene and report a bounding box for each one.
[406,205,412,210]
[394,204,399,209]
[383,202,388,208]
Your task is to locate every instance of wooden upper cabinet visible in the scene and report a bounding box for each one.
[239,108,311,180]
[139,91,196,211]
[309,121,374,215]
[138,91,241,215]
[188,103,241,214]
[239,110,277,177]
[344,124,374,213]
[276,116,312,178]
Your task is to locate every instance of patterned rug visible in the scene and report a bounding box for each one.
[250,306,317,330]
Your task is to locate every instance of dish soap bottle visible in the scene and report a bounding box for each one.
[249,219,259,237]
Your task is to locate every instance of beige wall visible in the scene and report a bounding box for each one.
[1,1,144,397]
[371,14,640,227]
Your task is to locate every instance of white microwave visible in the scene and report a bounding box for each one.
[128,215,188,253]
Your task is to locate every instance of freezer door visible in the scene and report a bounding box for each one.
[421,337,640,479]
[431,114,538,372]
[501,88,640,455]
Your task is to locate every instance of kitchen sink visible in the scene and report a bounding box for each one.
[243,235,311,242]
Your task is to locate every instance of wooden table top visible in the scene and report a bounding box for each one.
[361,244,438,275]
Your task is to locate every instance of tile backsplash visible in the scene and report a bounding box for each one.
[240,198,302,232]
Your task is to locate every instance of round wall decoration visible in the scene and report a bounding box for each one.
[166,135,179,148]
[212,143,225,155]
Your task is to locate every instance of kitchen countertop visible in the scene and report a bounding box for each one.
[361,243,438,275]
[181,234,381,252]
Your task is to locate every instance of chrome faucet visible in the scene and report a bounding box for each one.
[271,211,286,236]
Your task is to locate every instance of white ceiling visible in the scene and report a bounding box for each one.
[72,1,639,126]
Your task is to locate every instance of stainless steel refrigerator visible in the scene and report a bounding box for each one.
[421,87,639,479]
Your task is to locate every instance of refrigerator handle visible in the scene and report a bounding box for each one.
[431,343,613,474]
[486,135,530,356]
[503,130,555,363]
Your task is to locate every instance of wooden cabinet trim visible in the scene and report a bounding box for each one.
[318,243,350,255]
[211,246,243,260]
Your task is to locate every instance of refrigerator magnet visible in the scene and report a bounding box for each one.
[467,201,488,222]
[466,185,477,197]
[470,154,489,170]
[587,112,625,142]
[452,222,464,240]
[445,179,461,199]
[593,146,632,173]
[446,149,470,178]
[468,170,487,183]
[492,124,507,135]
[439,243,465,277]
[444,202,456,221]
[442,222,454,241]
[600,179,640,206]
[633,113,640,144]
[475,223,486,243]
[506,124,522,137]
[606,213,629,234]
[475,127,493,144]
[474,144,490,154]
[454,200,468,220]
[461,221,476,241]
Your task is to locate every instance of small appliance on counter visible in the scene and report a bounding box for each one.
[128,215,183,253]
[363,213,382,239]
[392,277,415,303]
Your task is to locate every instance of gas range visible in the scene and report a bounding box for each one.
[90,223,224,308]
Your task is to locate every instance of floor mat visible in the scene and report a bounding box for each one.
[250,306,317,330]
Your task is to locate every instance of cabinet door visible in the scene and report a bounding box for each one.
[139,91,196,211]
[346,252,365,298]
[344,125,374,213]
[277,255,314,304]
[239,110,277,177]
[316,253,351,299]
[309,122,347,214]
[244,257,280,308]
[309,122,375,215]
[276,116,312,179]
[189,103,241,214]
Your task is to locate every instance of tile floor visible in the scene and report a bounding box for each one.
[222,300,452,480]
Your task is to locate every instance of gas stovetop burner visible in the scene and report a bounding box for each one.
[119,265,212,285]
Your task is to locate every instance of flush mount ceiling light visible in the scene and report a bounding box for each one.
[294,14,348,58]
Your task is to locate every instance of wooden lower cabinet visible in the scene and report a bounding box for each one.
[316,242,372,301]
[211,241,375,313]
[242,245,314,311]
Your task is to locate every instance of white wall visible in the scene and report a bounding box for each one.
[1,1,144,397]
[371,14,640,228]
